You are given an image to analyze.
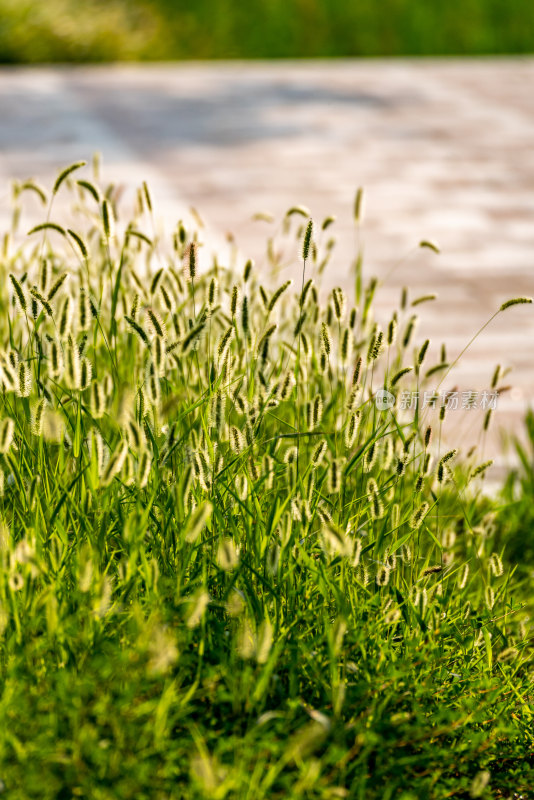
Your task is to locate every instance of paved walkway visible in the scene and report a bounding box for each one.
[1,60,533,473]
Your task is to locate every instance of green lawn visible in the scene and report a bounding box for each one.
[0,0,534,63]
[0,165,532,797]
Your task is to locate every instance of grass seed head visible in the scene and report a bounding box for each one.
[9,274,27,314]
[332,287,346,322]
[229,426,245,455]
[125,421,143,451]
[159,282,173,313]
[123,454,135,486]
[283,446,297,465]
[0,418,15,454]
[402,315,418,348]
[185,243,197,282]
[387,313,397,346]
[125,315,150,347]
[0,362,16,392]
[17,361,32,397]
[470,459,493,481]
[489,553,503,577]
[38,258,50,294]
[321,523,352,558]
[150,268,164,296]
[42,409,65,443]
[381,437,394,470]
[376,564,391,587]
[302,219,313,261]
[410,502,429,529]
[268,280,292,313]
[64,337,81,390]
[499,296,533,312]
[391,366,412,387]
[366,478,384,519]
[209,392,226,433]
[146,308,166,340]
[90,382,105,418]
[230,285,241,318]
[187,590,210,629]
[47,273,68,302]
[80,358,92,390]
[312,393,323,428]
[396,454,408,477]
[371,328,384,361]
[458,563,469,589]
[300,278,314,309]
[484,586,495,610]
[208,277,219,310]
[102,198,115,241]
[78,286,91,331]
[181,318,206,353]
[279,371,295,401]
[31,399,46,436]
[403,431,416,453]
[364,442,378,472]
[328,458,345,493]
[344,411,360,449]
[340,327,352,364]
[321,322,331,358]
[243,259,253,283]
[152,336,166,376]
[30,287,54,319]
[352,356,362,388]
[137,450,152,488]
[417,339,430,367]
[58,295,73,339]
[217,538,239,571]
[102,442,128,486]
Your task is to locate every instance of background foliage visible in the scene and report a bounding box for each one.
[0,0,533,63]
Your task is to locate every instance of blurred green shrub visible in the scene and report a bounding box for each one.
[0,0,533,62]
[0,0,167,62]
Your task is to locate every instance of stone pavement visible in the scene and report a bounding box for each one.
[0,59,533,476]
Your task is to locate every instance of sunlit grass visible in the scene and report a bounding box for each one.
[0,163,532,798]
